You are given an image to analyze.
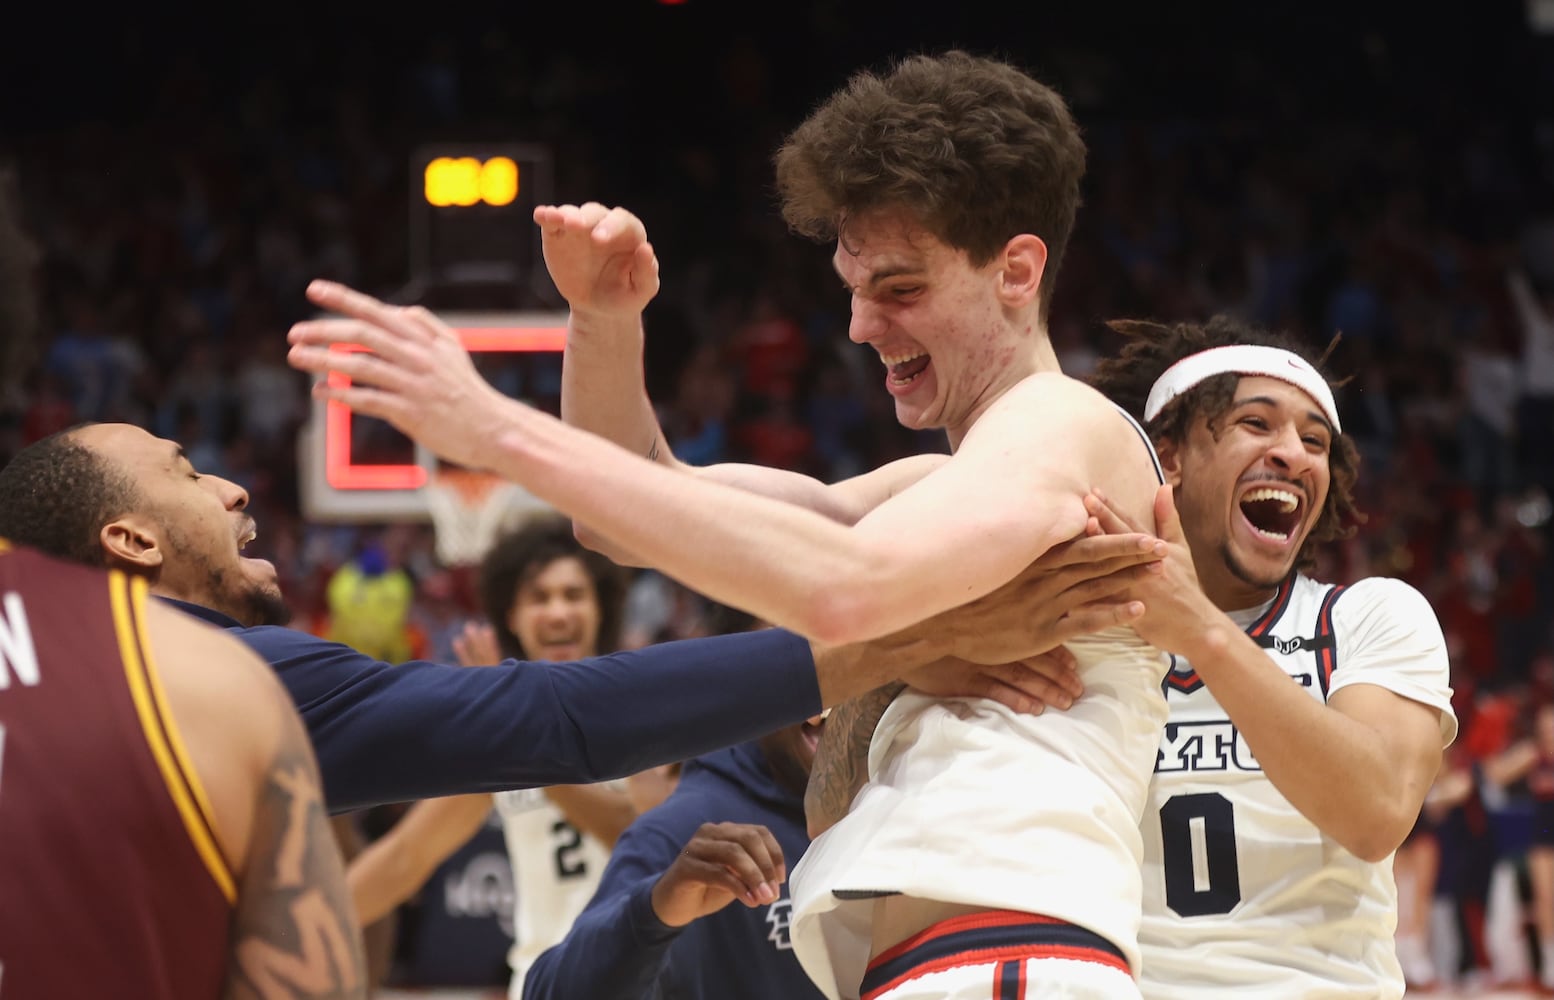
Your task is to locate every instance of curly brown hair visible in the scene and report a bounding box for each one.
[1087,315,1361,571]
[774,50,1085,321]
[477,512,628,660]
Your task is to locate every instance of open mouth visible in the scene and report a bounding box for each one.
[881,350,931,388]
[1238,484,1303,543]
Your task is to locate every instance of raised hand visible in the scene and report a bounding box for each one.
[451,621,502,668]
[650,822,786,928]
[534,203,660,319]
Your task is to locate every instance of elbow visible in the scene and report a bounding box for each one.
[572,519,645,568]
[572,519,611,555]
[1337,803,1416,863]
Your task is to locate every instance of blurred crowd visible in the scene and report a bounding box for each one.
[4,5,1554,991]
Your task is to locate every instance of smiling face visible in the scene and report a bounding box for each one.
[833,209,1049,446]
[506,555,602,663]
[1161,376,1334,611]
[74,423,287,626]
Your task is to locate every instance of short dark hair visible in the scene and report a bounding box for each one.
[775,50,1086,320]
[0,426,137,567]
[0,172,39,383]
[1087,315,1361,570]
[477,512,628,659]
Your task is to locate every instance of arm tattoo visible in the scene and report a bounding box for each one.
[805,682,907,836]
[226,723,366,999]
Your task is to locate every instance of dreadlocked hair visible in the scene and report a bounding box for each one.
[1087,315,1361,571]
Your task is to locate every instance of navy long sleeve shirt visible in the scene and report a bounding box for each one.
[163,600,822,813]
[522,741,822,1000]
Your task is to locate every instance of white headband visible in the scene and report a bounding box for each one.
[1143,345,1341,433]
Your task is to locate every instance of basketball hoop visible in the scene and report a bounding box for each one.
[424,467,543,567]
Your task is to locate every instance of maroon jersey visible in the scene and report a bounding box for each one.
[0,543,233,997]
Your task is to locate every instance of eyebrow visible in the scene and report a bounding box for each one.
[831,259,923,293]
[1232,395,1335,437]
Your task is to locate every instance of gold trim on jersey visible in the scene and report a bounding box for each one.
[111,572,237,904]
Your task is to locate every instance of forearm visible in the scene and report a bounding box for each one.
[544,783,638,848]
[345,794,490,925]
[483,405,1021,643]
[560,310,673,466]
[1182,622,1432,860]
[521,878,678,1000]
[805,681,907,837]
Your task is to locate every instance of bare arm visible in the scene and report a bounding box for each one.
[226,699,368,999]
[544,783,638,848]
[344,794,493,927]
[805,682,907,838]
[1094,488,1450,862]
[290,296,1150,645]
[140,596,366,999]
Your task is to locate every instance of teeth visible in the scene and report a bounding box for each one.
[880,351,926,367]
[1243,487,1299,512]
[1252,526,1290,542]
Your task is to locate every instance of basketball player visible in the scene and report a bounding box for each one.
[1083,317,1455,999]
[0,422,1148,814]
[347,513,639,998]
[286,51,1171,999]
[813,316,1457,998]
[0,180,366,997]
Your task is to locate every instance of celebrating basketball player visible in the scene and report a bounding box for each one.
[287,51,1173,999]
[1085,317,1454,998]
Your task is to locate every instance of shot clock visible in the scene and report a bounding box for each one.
[409,143,556,304]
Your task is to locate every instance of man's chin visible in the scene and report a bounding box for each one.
[243,585,292,628]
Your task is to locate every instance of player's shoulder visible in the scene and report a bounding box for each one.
[1306,573,1442,638]
[978,371,1132,440]
[1316,574,1431,613]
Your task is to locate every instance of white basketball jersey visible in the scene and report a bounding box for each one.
[790,625,1170,1000]
[493,784,618,998]
[1140,574,1456,999]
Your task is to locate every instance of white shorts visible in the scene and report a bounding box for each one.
[859,911,1139,1000]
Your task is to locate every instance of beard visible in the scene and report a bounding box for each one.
[1219,540,1293,592]
[163,522,292,628]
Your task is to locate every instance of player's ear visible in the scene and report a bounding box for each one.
[997,234,1047,309]
[100,516,164,573]
[1153,437,1184,488]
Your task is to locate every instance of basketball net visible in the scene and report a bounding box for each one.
[424,467,540,567]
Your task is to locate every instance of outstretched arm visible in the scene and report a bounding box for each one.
[288,290,1140,644]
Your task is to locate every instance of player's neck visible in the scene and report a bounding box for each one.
[945,328,1059,449]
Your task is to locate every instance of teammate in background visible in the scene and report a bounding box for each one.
[0,177,366,997]
[1081,316,1454,998]
[0,419,1142,815]
[286,51,1172,999]
[522,604,830,999]
[347,513,640,998]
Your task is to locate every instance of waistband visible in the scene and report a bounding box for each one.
[860,910,1129,1000]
